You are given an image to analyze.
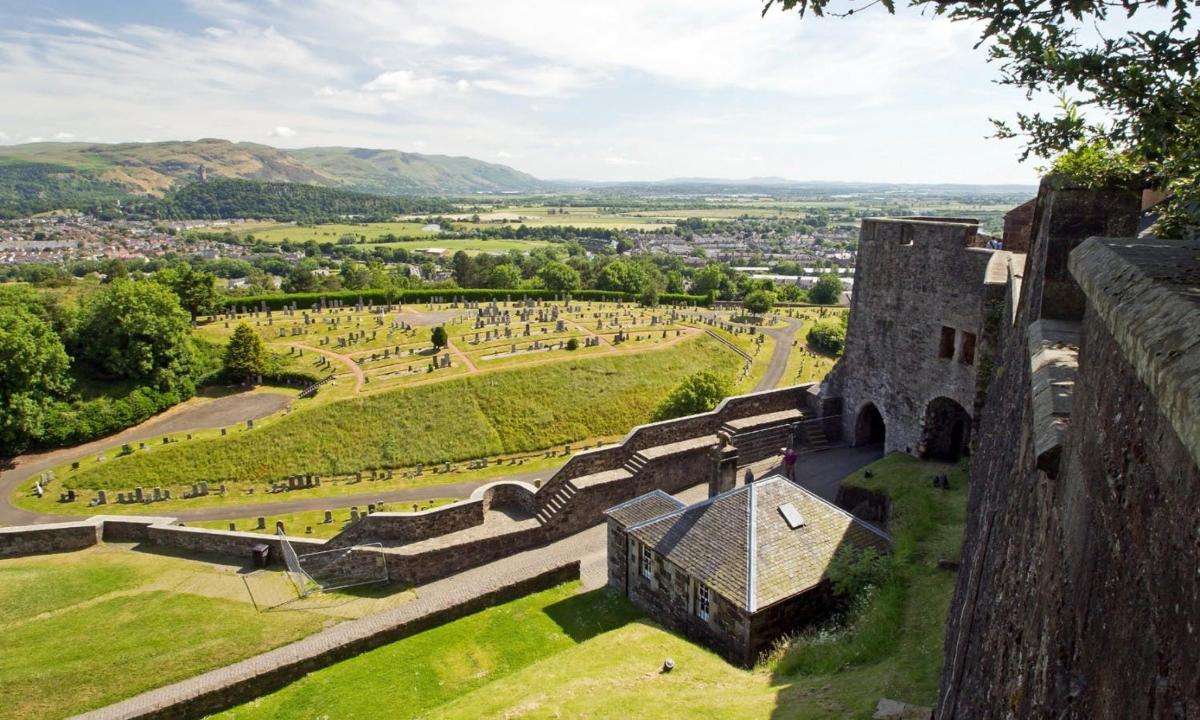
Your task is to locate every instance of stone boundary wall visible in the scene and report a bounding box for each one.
[75,560,581,720]
[0,516,324,564]
[0,519,101,558]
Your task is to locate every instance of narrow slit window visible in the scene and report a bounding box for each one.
[640,543,653,579]
[960,332,977,365]
[938,326,956,359]
[696,583,712,621]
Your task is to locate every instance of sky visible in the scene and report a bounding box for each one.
[0,0,1055,184]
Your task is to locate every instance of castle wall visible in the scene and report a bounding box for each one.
[936,185,1199,718]
[832,218,1006,456]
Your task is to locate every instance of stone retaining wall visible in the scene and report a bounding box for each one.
[0,519,100,558]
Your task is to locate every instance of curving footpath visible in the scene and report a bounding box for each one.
[755,317,805,391]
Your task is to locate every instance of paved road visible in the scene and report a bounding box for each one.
[0,391,292,526]
[755,317,804,391]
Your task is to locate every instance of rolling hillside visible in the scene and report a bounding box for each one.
[0,139,543,203]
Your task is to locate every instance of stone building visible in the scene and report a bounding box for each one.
[822,217,1019,460]
[605,476,890,666]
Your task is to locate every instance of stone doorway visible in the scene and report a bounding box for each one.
[854,403,886,447]
[921,397,971,461]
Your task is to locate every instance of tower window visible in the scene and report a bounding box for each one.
[938,326,956,359]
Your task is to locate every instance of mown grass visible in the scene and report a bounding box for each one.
[213,453,966,720]
[57,335,739,490]
[218,581,641,720]
[0,548,330,720]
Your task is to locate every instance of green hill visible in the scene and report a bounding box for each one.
[0,139,543,215]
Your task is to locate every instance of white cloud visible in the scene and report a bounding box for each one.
[0,1,1043,184]
[52,132,76,140]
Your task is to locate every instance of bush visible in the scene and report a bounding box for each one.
[651,371,731,422]
[827,545,893,599]
[431,326,448,349]
[1049,139,1143,189]
[565,337,580,351]
[807,321,846,355]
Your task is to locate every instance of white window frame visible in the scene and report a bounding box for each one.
[696,583,712,621]
[640,543,653,579]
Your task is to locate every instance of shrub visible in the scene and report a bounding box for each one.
[651,370,731,422]
[807,320,846,355]
[565,337,580,351]
[827,545,893,599]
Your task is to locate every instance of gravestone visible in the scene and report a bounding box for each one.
[256,517,266,529]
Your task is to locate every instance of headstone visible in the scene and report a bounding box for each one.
[96,489,107,505]
[324,510,333,523]
[256,517,266,529]
[228,522,236,531]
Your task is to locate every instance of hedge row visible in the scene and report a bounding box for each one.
[221,288,711,312]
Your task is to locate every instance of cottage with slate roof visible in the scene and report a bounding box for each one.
[605,476,891,666]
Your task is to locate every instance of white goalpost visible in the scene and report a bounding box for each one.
[277,530,389,597]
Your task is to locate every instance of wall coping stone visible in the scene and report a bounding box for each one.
[1070,237,1200,466]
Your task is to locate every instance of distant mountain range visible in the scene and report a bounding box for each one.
[0,139,543,198]
[0,139,1036,219]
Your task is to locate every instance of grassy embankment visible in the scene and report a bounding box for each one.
[21,334,740,511]
[0,545,419,720]
[217,452,968,719]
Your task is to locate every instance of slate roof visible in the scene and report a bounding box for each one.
[625,475,891,612]
[604,490,686,527]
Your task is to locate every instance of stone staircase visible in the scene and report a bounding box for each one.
[623,452,649,476]
[534,480,578,524]
[800,422,830,452]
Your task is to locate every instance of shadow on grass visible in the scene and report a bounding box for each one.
[542,586,643,643]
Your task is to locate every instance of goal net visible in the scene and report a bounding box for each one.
[277,530,389,597]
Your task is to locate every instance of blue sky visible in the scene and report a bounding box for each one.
[0,0,1054,184]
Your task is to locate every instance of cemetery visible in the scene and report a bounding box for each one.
[10,299,841,521]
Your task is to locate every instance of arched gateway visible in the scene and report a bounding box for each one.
[921,396,971,461]
[854,403,886,447]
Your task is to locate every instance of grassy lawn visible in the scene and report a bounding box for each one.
[213,452,966,719]
[0,545,420,720]
[777,307,845,388]
[218,581,641,719]
[191,497,456,539]
[40,334,740,493]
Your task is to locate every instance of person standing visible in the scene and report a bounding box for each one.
[783,445,798,482]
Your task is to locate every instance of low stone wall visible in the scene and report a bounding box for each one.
[834,485,891,528]
[476,481,537,515]
[0,519,99,558]
[329,500,484,547]
[77,560,582,720]
[383,524,548,586]
[147,524,323,560]
[0,516,323,567]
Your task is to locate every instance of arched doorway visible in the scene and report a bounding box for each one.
[854,403,886,446]
[921,397,971,461]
